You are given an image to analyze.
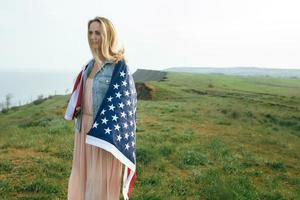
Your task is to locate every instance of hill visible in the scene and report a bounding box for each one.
[0,72,300,199]
[132,69,167,82]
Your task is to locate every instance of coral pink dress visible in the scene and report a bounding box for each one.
[68,74,123,200]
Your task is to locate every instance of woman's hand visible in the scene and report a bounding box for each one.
[74,106,81,118]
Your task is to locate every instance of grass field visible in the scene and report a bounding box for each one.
[0,72,300,199]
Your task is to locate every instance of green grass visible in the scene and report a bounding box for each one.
[0,72,300,199]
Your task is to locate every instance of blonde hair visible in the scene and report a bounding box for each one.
[88,16,125,64]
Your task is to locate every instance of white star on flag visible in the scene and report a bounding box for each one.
[121,111,127,118]
[130,131,134,137]
[101,117,108,124]
[93,122,99,128]
[112,114,119,121]
[116,92,122,98]
[109,104,115,111]
[119,102,125,109]
[100,109,106,115]
[113,83,119,89]
[117,134,122,142]
[122,80,127,87]
[120,71,126,77]
[104,127,111,134]
[125,133,129,139]
[124,90,130,96]
[107,96,113,102]
[114,124,121,131]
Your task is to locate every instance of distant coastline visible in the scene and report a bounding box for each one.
[163,67,300,78]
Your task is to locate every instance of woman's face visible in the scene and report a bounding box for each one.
[89,21,101,49]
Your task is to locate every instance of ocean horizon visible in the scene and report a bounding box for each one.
[0,71,76,108]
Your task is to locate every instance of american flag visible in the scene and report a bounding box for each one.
[64,63,88,121]
[85,60,137,200]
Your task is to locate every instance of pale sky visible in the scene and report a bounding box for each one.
[1,0,300,74]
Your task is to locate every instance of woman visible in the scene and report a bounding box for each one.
[67,16,126,200]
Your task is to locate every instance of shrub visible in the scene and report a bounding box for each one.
[33,95,46,105]
[1,108,9,114]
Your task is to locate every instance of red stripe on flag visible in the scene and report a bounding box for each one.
[127,169,136,198]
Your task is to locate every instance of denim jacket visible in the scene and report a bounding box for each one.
[75,58,116,133]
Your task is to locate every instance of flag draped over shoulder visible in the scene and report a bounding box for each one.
[86,60,137,200]
[64,62,89,121]
[65,59,137,200]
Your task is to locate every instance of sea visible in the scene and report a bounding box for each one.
[0,71,76,107]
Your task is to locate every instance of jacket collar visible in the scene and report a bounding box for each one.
[83,58,114,81]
